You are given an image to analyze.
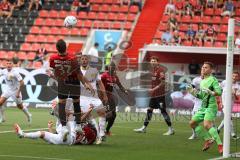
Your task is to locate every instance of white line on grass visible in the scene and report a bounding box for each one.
[0,128,48,134]
[0,155,72,160]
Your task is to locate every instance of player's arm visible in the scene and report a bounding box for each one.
[97,80,108,103]
[202,79,222,97]
[116,77,127,93]
[77,71,95,95]
[80,105,94,121]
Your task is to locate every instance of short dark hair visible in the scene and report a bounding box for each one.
[150,56,159,62]
[203,61,214,69]
[56,39,66,54]
[94,42,99,47]
[233,71,239,75]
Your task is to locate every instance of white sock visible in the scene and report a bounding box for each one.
[22,106,31,118]
[168,127,173,131]
[24,131,41,139]
[0,107,3,122]
[91,118,100,138]
[192,129,196,136]
[99,117,106,137]
[218,120,224,131]
[230,120,235,136]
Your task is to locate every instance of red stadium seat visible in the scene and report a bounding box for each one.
[60,27,70,35]
[98,12,106,20]
[111,5,120,12]
[217,33,227,41]
[40,26,50,35]
[105,0,113,4]
[214,42,224,48]
[31,43,41,51]
[39,10,48,18]
[35,18,45,26]
[93,21,101,28]
[214,8,222,16]
[59,11,68,19]
[117,13,126,21]
[30,26,40,34]
[236,9,240,16]
[88,12,97,20]
[69,11,77,17]
[100,4,109,12]
[127,14,136,22]
[204,41,213,47]
[159,23,167,31]
[179,24,188,31]
[78,12,87,19]
[201,16,212,24]
[181,15,191,23]
[213,24,220,32]
[123,22,132,30]
[7,51,15,59]
[27,52,36,60]
[222,16,229,24]
[91,4,100,12]
[70,28,80,36]
[80,28,89,37]
[129,6,139,13]
[18,52,27,60]
[219,25,228,33]
[179,32,185,39]
[21,43,32,51]
[119,5,129,13]
[55,19,64,27]
[204,8,214,16]
[50,27,61,35]
[26,35,37,43]
[33,61,42,69]
[154,30,163,39]
[212,16,221,24]
[112,22,122,29]
[45,19,55,26]
[192,24,198,31]
[183,41,192,46]
[76,20,83,28]
[192,16,201,23]
[47,35,57,43]
[112,0,120,5]
[162,15,169,23]
[102,21,111,29]
[49,10,59,18]
[35,35,46,43]
[44,43,54,52]
[84,20,93,28]
[0,51,7,59]
[107,13,117,21]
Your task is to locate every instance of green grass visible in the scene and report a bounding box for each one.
[0,108,240,160]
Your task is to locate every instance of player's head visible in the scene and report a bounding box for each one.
[232,71,239,82]
[80,55,89,68]
[6,59,13,70]
[108,62,116,75]
[201,61,214,76]
[94,42,99,48]
[150,56,159,67]
[56,39,67,56]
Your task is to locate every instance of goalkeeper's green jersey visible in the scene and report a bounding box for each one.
[197,75,222,109]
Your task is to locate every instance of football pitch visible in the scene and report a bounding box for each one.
[0,108,239,160]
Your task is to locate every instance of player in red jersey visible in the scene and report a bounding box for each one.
[134,56,174,135]
[101,63,128,135]
[49,39,94,134]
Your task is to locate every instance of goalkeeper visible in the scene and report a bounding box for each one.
[188,62,223,154]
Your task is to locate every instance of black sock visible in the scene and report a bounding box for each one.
[58,103,66,126]
[73,102,81,124]
[144,109,153,127]
[160,108,172,127]
[106,111,116,132]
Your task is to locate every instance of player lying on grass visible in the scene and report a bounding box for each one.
[14,104,97,145]
[188,62,223,154]
[0,59,32,124]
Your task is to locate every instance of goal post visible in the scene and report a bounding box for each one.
[223,18,235,158]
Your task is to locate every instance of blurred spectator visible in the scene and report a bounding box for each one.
[84,42,99,68]
[161,28,172,45]
[192,38,203,47]
[195,23,205,42]
[35,44,48,61]
[164,0,175,15]
[206,0,215,8]
[15,0,25,10]
[121,0,129,5]
[28,0,41,11]
[194,0,203,17]
[184,0,193,17]
[12,53,20,66]
[173,64,186,75]
[130,0,142,11]
[105,46,113,66]
[185,24,196,41]
[221,0,234,17]
[175,0,183,15]
[215,0,224,8]
[235,33,240,48]
[204,24,216,44]
[167,12,178,32]
[76,0,90,14]
[72,0,79,11]
[0,0,14,18]
[171,30,181,46]
[188,59,200,75]
[20,59,29,68]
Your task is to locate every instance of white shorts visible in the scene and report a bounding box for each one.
[80,96,104,113]
[2,90,22,105]
[192,98,202,115]
[43,131,75,145]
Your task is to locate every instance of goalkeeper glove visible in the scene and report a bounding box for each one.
[186,84,198,96]
[202,88,215,96]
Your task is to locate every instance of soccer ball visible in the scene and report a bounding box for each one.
[64,16,77,28]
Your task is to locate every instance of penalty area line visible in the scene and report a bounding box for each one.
[0,128,48,134]
[0,155,72,160]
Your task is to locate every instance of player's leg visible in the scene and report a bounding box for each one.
[14,123,42,139]
[189,101,201,139]
[105,95,116,135]
[203,108,223,154]
[72,97,82,132]
[0,97,7,123]
[159,97,174,135]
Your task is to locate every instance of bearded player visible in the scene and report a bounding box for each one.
[80,55,108,144]
[49,39,94,136]
[0,59,32,124]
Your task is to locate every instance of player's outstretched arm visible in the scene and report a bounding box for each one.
[97,80,108,103]
[78,73,95,96]
[80,105,93,121]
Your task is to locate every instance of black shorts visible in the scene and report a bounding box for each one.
[58,80,80,100]
[149,96,166,109]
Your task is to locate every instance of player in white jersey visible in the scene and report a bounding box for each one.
[80,55,108,144]
[217,72,240,139]
[0,59,32,123]
[14,106,97,145]
[188,75,203,140]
